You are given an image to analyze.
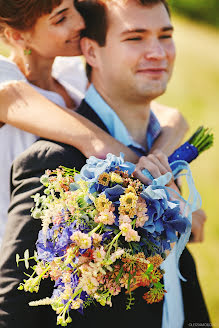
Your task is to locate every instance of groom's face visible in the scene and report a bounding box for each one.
[91,0,176,102]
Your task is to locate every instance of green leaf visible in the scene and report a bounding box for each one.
[145,263,154,274]
[153,281,164,289]
[115,266,124,283]
[24,259,29,270]
[24,249,30,269]
[24,249,29,260]
[127,273,132,292]
[16,253,20,267]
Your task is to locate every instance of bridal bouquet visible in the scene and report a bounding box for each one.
[16,127,213,326]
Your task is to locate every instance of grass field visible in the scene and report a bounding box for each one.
[0,15,219,326]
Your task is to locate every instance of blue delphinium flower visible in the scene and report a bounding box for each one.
[36,222,78,261]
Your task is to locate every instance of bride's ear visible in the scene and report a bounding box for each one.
[4,27,26,48]
[80,37,99,69]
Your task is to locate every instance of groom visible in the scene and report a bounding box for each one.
[0,0,210,327]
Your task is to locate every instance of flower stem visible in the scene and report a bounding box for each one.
[106,231,122,258]
[89,223,103,236]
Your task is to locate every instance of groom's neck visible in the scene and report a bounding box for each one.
[93,82,151,149]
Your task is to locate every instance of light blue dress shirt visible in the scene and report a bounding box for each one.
[85,84,184,328]
[85,84,161,154]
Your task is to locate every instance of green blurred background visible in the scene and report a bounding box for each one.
[0,1,218,326]
[159,4,219,327]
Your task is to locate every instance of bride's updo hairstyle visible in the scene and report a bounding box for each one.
[0,0,62,43]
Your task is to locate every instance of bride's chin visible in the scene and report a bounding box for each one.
[61,47,82,57]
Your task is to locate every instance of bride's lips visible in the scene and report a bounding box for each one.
[66,35,80,43]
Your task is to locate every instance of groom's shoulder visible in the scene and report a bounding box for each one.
[13,139,86,176]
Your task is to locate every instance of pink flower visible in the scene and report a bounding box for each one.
[70,231,92,249]
[136,213,149,228]
[94,209,115,225]
[92,233,103,245]
[93,246,106,263]
[119,223,140,242]
[52,213,63,225]
[136,197,148,227]
[118,214,132,225]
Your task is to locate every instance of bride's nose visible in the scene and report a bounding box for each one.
[74,10,86,31]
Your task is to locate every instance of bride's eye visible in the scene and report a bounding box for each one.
[55,16,66,24]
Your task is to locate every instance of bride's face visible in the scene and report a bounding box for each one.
[23,0,85,58]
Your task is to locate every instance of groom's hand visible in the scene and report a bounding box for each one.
[133,150,172,185]
[189,209,207,243]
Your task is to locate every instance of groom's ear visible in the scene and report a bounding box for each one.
[80,37,99,69]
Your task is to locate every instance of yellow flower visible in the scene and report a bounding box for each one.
[95,193,112,212]
[124,185,137,195]
[119,206,136,219]
[98,172,110,186]
[110,172,124,184]
[119,192,138,210]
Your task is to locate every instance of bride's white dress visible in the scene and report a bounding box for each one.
[0,55,87,245]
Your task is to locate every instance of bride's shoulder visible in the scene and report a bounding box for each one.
[53,56,85,76]
[52,56,87,97]
[0,55,26,84]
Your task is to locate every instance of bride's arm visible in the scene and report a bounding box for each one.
[0,81,188,161]
[0,81,138,161]
[150,101,189,156]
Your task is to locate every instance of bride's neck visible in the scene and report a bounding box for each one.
[10,51,55,90]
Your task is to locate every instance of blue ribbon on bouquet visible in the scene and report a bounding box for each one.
[141,126,213,267]
[141,162,201,328]
[140,126,213,328]
[143,161,201,273]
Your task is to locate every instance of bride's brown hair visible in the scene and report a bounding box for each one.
[0,0,62,41]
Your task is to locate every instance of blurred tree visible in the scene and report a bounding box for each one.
[170,0,219,28]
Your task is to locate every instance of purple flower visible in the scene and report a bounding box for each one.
[36,222,78,261]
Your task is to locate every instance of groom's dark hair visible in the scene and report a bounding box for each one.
[77,0,171,80]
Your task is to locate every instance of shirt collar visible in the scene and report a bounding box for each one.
[85,84,161,155]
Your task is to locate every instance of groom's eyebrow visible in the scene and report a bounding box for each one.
[49,8,68,20]
[162,25,174,32]
[120,25,174,35]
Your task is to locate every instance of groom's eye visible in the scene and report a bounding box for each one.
[159,34,172,39]
[126,37,142,41]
